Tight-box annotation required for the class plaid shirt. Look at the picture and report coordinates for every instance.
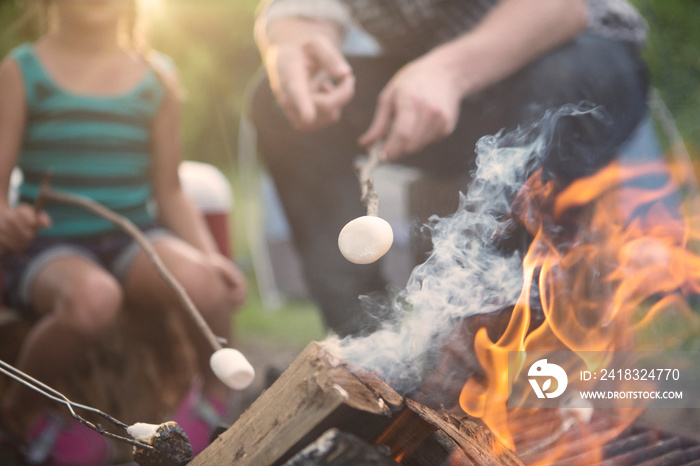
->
[258,0,647,57]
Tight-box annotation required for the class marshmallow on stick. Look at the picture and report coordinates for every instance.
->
[338,143,394,264]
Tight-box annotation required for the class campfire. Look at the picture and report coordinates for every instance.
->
[203,103,700,465]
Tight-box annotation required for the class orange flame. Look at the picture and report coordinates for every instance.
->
[458,153,700,461]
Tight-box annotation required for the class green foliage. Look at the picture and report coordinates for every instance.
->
[0,0,262,170]
[631,0,700,153]
[0,2,30,53]
[236,293,325,348]
[146,0,262,168]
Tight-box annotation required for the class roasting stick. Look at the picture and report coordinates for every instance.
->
[0,358,153,451]
[356,142,383,217]
[1,359,194,465]
[338,143,394,264]
[32,171,51,214]
[35,180,255,391]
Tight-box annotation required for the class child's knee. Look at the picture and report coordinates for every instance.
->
[177,261,232,316]
[55,274,124,338]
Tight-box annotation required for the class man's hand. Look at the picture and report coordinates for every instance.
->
[0,203,51,254]
[358,0,587,161]
[358,53,463,161]
[263,25,355,131]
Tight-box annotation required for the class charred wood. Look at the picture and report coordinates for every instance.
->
[282,428,399,466]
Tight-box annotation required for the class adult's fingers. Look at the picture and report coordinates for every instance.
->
[269,46,317,128]
[359,91,395,156]
[312,72,356,126]
[382,97,421,159]
[304,37,352,83]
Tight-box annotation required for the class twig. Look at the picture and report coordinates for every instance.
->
[32,171,52,214]
[354,142,385,217]
[0,359,154,451]
[38,183,223,353]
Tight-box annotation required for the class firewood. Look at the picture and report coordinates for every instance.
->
[403,399,521,466]
[190,342,403,466]
[191,342,522,466]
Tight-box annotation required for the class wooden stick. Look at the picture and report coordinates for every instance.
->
[37,183,223,353]
[32,171,52,214]
[354,143,385,217]
[0,359,154,451]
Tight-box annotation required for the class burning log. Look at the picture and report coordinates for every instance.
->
[191,342,522,466]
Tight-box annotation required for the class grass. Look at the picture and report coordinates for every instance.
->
[223,152,328,350]
[234,290,326,349]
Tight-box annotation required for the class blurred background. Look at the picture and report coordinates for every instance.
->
[0,0,698,355]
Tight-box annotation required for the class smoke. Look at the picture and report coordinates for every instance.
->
[325,105,601,394]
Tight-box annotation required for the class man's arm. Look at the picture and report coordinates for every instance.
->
[360,0,588,159]
[426,0,588,99]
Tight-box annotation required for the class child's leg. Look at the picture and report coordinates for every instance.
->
[121,237,238,403]
[1,256,123,438]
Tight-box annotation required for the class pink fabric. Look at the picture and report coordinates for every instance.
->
[172,386,227,457]
[25,412,111,466]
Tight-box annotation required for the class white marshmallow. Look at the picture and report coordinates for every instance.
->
[127,422,160,442]
[338,215,394,264]
[209,348,256,390]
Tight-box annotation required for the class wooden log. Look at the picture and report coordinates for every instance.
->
[191,341,523,466]
[191,341,404,466]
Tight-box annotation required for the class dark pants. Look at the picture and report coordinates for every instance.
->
[250,34,649,337]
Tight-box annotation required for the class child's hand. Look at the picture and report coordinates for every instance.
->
[207,253,247,309]
[0,203,51,254]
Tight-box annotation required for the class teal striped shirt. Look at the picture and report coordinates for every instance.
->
[12,43,166,237]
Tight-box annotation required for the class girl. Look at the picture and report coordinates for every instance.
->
[0,0,247,463]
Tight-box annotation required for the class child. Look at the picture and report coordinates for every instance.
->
[0,0,247,463]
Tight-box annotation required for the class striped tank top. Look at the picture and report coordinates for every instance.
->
[11,43,167,238]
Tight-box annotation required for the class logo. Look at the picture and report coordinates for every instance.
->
[528,359,568,399]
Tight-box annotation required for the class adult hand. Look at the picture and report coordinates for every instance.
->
[358,52,464,161]
[358,0,588,161]
[264,34,355,131]
[0,203,51,254]
[208,252,248,309]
